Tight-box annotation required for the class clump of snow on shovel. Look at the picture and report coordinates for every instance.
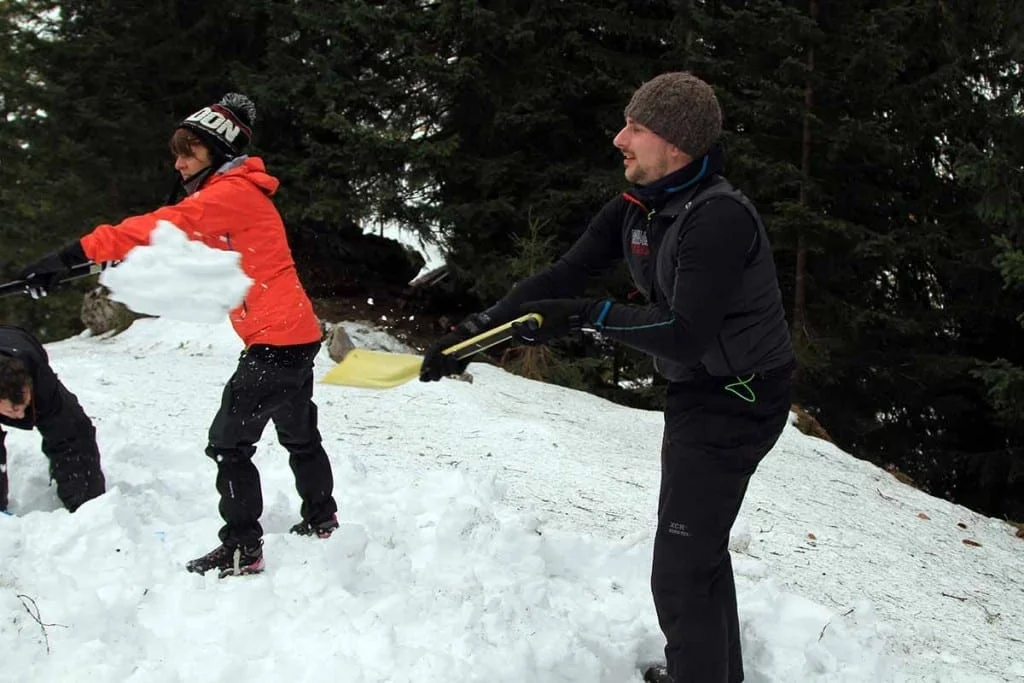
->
[99,220,253,323]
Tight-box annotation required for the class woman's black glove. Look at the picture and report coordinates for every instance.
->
[19,241,90,299]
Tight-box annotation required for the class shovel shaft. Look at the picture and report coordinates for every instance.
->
[0,262,109,299]
[444,313,543,360]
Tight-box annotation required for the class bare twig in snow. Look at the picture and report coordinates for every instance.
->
[15,594,67,654]
[980,604,1001,624]
[818,608,855,641]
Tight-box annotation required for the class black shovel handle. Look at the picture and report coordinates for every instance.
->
[0,261,115,298]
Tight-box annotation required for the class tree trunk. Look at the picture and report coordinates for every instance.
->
[792,0,818,349]
[684,0,694,57]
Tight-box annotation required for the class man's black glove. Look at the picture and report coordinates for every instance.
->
[19,241,90,299]
[419,312,495,382]
[512,299,612,345]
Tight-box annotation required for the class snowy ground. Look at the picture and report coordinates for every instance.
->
[2,318,1021,683]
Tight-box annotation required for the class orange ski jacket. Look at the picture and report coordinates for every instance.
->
[79,157,321,348]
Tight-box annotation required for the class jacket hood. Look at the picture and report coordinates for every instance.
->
[214,155,279,196]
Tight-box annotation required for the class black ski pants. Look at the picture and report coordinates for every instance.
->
[654,363,792,683]
[0,383,105,512]
[206,341,337,547]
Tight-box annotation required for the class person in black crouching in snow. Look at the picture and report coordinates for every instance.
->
[419,72,795,683]
[0,325,105,513]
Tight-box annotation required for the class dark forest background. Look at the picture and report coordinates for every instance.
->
[2,1,1022,519]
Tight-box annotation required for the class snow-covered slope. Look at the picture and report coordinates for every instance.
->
[1,319,1020,683]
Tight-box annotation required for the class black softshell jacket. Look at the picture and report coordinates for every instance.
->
[488,146,794,381]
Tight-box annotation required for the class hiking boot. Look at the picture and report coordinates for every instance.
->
[643,665,674,683]
[186,541,265,578]
[289,514,339,539]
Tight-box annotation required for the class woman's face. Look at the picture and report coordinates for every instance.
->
[173,143,213,181]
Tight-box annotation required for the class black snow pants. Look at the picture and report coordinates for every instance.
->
[206,341,337,547]
[653,362,793,683]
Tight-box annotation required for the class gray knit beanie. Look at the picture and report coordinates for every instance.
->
[623,72,722,158]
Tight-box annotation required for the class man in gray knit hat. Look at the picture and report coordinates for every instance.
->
[420,72,794,683]
[621,71,723,180]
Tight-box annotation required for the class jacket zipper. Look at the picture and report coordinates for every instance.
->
[225,233,249,316]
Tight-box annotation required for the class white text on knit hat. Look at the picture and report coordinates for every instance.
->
[184,106,245,144]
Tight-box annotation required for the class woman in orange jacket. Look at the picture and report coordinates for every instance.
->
[19,93,339,578]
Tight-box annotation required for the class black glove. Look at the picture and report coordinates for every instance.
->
[419,311,494,382]
[19,241,90,299]
[512,299,612,345]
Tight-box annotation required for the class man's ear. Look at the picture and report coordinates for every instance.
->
[670,144,693,168]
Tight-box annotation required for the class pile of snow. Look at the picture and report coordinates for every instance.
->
[2,235,1021,682]
[0,318,1019,682]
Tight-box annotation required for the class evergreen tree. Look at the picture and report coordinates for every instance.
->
[1,0,89,338]
[430,0,682,304]
[956,1,1024,510]
[691,0,1024,514]
[1,0,1021,514]
[1,0,270,337]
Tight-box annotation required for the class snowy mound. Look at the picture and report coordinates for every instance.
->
[1,318,1021,682]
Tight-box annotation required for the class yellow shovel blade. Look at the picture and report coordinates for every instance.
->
[320,313,542,389]
[321,349,424,389]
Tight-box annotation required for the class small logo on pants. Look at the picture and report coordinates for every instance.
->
[668,521,691,537]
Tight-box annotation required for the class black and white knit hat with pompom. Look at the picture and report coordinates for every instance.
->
[178,93,256,159]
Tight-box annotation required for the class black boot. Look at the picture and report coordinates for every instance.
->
[289,513,339,539]
[186,540,264,578]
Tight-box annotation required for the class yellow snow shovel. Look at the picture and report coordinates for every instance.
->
[321,313,542,389]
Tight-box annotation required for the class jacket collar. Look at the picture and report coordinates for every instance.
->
[625,143,725,213]
[181,155,250,197]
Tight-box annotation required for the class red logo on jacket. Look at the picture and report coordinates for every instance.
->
[630,229,649,256]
